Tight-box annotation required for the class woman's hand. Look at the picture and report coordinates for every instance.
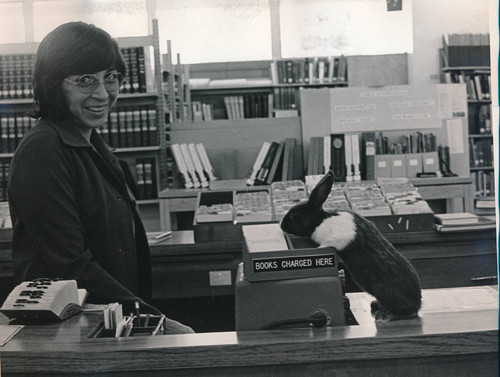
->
[164,317,195,334]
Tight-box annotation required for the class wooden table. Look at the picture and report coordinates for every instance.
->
[158,177,474,231]
[0,286,498,376]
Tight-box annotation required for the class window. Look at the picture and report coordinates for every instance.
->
[156,0,272,64]
[280,0,414,58]
[0,1,25,43]
[33,0,148,42]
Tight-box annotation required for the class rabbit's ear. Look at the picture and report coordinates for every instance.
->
[309,170,334,208]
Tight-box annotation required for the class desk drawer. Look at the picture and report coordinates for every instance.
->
[152,257,241,299]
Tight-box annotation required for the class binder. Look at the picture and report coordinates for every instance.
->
[422,151,439,173]
[256,141,280,185]
[344,133,353,181]
[196,143,217,182]
[323,135,331,175]
[374,155,391,178]
[265,140,286,185]
[351,133,361,181]
[171,144,193,188]
[188,143,209,188]
[390,154,407,178]
[179,143,201,188]
[406,154,422,178]
[330,134,346,182]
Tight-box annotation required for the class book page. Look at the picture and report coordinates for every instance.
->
[0,325,23,346]
[243,224,288,253]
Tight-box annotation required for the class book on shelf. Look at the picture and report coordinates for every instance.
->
[255,141,280,185]
[322,135,331,175]
[195,143,217,182]
[179,143,201,188]
[433,212,479,226]
[336,56,347,82]
[171,143,216,188]
[188,143,209,188]
[282,138,297,181]
[331,134,346,182]
[134,157,157,199]
[361,132,376,181]
[265,140,286,185]
[0,53,36,100]
[247,141,271,186]
[471,170,495,198]
[270,56,348,86]
[434,215,495,233]
[171,144,193,189]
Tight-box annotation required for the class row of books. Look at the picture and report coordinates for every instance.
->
[134,157,157,200]
[308,133,444,181]
[246,138,298,186]
[444,71,491,101]
[191,90,300,121]
[445,33,490,46]
[191,101,214,121]
[442,33,490,67]
[374,132,438,155]
[0,54,35,100]
[171,143,217,189]
[1,113,36,153]
[0,161,10,202]
[270,56,348,85]
[223,94,272,120]
[97,106,157,149]
[471,170,495,199]
[468,104,491,135]
[469,138,493,168]
[0,46,150,100]
[118,47,150,94]
[273,87,299,111]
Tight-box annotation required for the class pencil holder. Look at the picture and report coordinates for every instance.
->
[89,314,165,338]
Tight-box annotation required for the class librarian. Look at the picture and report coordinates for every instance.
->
[7,21,193,334]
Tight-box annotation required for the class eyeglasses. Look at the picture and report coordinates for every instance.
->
[64,72,122,94]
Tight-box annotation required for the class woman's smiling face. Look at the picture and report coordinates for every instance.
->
[61,69,119,132]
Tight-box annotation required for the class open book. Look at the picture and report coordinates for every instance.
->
[0,279,88,321]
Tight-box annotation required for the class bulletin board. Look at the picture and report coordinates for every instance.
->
[329,84,467,133]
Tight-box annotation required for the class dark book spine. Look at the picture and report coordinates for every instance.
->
[136,47,147,93]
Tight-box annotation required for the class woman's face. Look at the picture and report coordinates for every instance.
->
[61,69,120,132]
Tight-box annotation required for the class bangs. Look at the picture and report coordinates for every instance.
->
[65,30,126,76]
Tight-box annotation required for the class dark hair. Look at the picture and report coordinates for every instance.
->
[31,22,126,119]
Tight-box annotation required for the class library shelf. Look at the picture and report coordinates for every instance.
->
[439,34,493,205]
[0,19,180,210]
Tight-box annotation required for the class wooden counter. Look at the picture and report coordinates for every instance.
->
[0,286,498,376]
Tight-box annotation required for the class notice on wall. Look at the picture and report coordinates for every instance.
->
[437,84,467,119]
[446,119,464,154]
[329,85,442,133]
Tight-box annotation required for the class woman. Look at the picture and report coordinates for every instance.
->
[8,22,193,333]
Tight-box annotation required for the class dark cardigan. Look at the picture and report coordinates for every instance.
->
[8,118,157,313]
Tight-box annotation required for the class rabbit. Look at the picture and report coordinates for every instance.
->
[280,171,422,321]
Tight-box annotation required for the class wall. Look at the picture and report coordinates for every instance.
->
[409,0,491,86]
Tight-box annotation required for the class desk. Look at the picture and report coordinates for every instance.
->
[158,177,474,231]
[0,286,498,376]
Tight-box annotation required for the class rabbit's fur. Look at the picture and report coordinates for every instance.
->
[280,171,421,321]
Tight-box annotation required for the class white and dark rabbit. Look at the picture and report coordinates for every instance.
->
[280,171,422,321]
